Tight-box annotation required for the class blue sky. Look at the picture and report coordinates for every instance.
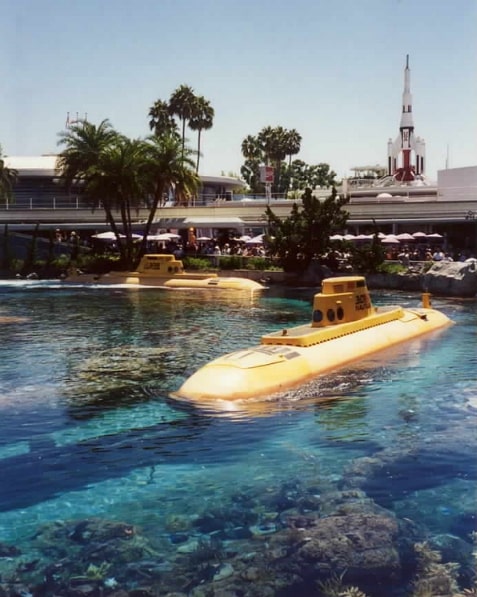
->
[1,0,476,181]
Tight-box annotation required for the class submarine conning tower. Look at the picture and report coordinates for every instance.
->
[312,276,375,327]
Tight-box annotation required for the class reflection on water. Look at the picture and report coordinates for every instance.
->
[0,282,475,596]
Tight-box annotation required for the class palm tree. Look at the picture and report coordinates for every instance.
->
[136,134,200,259]
[83,136,151,266]
[148,99,178,139]
[284,129,302,167]
[258,126,288,193]
[0,146,18,205]
[257,126,276,165]
[57,119,118,192]
[188,96,214,173]
[58,122,150,266]
[282,129,302,195]
[241,135,262,161]
[168,84,197,159]
[57,120,200,269]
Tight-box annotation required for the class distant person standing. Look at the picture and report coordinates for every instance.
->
[213,245,222,267]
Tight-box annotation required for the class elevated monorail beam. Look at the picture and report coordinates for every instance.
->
[0,200,476,228]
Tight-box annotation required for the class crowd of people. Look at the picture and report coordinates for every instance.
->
[52,227,475,271]
[385,245,472,266]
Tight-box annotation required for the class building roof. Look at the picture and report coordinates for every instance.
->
[4,155,58,176]
[3,155,246,188]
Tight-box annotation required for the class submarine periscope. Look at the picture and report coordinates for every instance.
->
[172,276,453,405]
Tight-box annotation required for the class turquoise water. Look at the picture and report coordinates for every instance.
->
[0,281,475,596]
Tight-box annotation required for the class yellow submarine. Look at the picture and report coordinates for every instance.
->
[172,275,452,404]
[66,254,264,291]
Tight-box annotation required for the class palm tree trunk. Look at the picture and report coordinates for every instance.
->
[196,130,202,173]
[181,119,186,160]
[133,186,164,269]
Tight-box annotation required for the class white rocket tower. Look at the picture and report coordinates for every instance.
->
[387,55,426,182]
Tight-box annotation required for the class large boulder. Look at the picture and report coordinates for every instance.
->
[423,259,477,297]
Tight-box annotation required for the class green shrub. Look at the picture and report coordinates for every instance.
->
[215,255,243,270]
[377,262,407,274]
[183,256,215,271]
[245,256,273,271]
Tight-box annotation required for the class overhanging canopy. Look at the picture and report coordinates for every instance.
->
[184,216,244,228]
[152,217,244,230]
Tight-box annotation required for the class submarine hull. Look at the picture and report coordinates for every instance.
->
[173,307,452,403]
[66,274,263,290]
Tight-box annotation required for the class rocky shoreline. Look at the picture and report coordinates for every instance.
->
[367,259,477,298]
[233,260,477,298]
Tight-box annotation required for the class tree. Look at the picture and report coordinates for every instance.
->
[241,135,262,161]
[148,99,178,139]
[169,84,197,159]
[283,129,302,167]
[57,121,200,270]
[81,135,152,267]
[188,95,214,173]
[241,126,302,194]
[0,145,18,205]
[288,160,337,191]
[56,119,118,191]
[58,122,150,266]
[265,186,349,272]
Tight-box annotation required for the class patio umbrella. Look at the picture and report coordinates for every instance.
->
[412,231,427,239]
[329,234,344,241]
[147,233,181,241]
[396,233,415,242]
[381,234,400,245]
[237,235,252,242]
[91,231,125,240]
[246,234,265,245]
[196,236,212,242]
[427,233,443,239]
[92,231,142,241]
[343,234,356,241]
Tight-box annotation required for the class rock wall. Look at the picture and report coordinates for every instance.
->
[292,260,477,298]
[367,260,477,298]
[423,259,477,298]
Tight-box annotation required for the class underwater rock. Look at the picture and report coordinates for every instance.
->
[0,542,21,557]
[212,562,234,581]
[341,437,477,508]
[29,517,162,596]
[63,346,179,406]
[276,511,402,584]
[176,539,200,554]
[68,518,135,544]
[428,533,474,566]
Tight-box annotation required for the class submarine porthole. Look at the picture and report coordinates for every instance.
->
[337,306,344,320]
[327,309,335,322]
[313,310,323,323]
